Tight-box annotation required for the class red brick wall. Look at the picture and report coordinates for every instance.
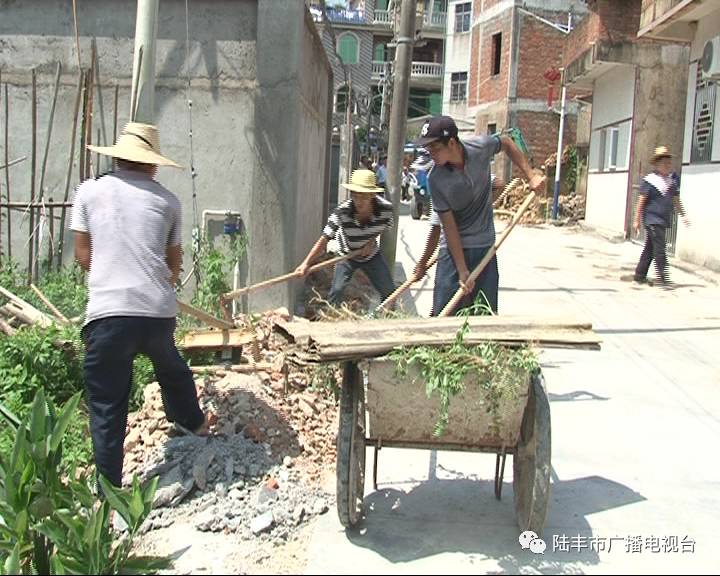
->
[477,12,512,104]
[469,24,481,107]
[514,111,578,172]
[563,0,642,67]
[516,14,567,101]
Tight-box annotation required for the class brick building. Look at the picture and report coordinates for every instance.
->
[443,0,586,182]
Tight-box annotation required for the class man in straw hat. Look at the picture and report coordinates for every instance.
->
[411,116,544,315]
[295,169,396,307]
[71,122,208,490]
[633,145,689,288]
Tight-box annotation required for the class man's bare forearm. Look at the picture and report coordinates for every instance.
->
[439,212,467,275]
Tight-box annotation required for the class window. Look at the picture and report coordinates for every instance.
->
[335,85,355,113]
[454,2,471,33]
[337,33,359,65]
[691,65,716,163]
[374,43,385,62]
[450,72,467,102]
[491,33,502,76]
[487,123,497,136]
[607,127,619,170]
[589,120,631,172]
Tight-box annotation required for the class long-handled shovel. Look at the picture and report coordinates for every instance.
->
[375,251,439,313]
[439,190,536,317]
[221,249,363,305]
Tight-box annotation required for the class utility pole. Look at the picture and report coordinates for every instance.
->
[130,0,160,123]
[380,0,415,266]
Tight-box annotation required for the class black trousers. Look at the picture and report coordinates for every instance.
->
[634,224,669,284]
[82,316,204,487]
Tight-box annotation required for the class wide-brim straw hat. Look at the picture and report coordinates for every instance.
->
[652,146,672,163]
[87,122,181,168]
[341,169,384,193]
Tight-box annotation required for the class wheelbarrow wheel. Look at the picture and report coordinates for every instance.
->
[336,361,366,528]
[513,373,551,534]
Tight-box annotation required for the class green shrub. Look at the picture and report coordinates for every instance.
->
[0,391,168,575]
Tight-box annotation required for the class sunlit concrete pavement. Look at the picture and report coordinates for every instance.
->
[304,212,720,575]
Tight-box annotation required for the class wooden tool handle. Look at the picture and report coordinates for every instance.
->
[439,190,536,317]
[376,251,439,312]
[222,249,362,301]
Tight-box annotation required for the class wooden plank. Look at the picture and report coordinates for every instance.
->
[179,328,255,350]
[189,363,274,375]
[275,315,594,342]
[275,315,600,363]
[176,299,235,330]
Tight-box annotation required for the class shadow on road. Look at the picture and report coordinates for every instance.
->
[344,474,645,573]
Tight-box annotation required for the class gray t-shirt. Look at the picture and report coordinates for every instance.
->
[428,135,501,248]
[70,169,181,325]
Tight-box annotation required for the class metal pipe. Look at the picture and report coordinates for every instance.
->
[551,84,567,220]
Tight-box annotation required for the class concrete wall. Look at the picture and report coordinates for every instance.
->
[0,0,257,268]
[585,171,629,234]
[442,0,473,123]
[251,0,331,311]
[675,7,720,271]
[0,0,331,311]
[675,165,720,270]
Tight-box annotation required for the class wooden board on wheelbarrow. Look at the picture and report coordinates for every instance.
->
[276,315,600,365]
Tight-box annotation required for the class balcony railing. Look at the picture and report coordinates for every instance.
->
[373,9,392,26]
[372,9,447,30]
[424,11,447,29]
[411,61,443,78]
[325,7,366,24]
[371,61,442,81]
[371,61,391,78]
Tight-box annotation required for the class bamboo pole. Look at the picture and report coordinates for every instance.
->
[439,190,536,318]
[176,299,235,330]
[375,251,438,313]
[85,40,96,179]
[3,83,10,261]
[28,69,37,284]
[0,157,27,171]
[57,72,84,271]
[34,62,63,281]
[222,250,362,302]
[1,201,73,209]
[46,200,54,273]
[0,68,3,260]
[112,83,119,146]
[78,72,89,181]
[30,283,69,324]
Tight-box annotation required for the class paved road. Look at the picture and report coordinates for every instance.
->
[305,211,720,574]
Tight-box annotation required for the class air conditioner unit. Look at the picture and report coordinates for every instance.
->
[701,36,720,80]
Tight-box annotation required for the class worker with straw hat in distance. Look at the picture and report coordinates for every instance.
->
[296,169,396,308]
[71,122,208,492]
[633,145,690,289]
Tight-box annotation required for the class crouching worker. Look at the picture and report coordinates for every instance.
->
[296,169,396,308]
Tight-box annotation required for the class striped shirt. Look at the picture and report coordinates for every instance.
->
[322,196,394,262]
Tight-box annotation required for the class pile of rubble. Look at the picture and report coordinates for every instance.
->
[494,172,585,224]
[122,308,341,543]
